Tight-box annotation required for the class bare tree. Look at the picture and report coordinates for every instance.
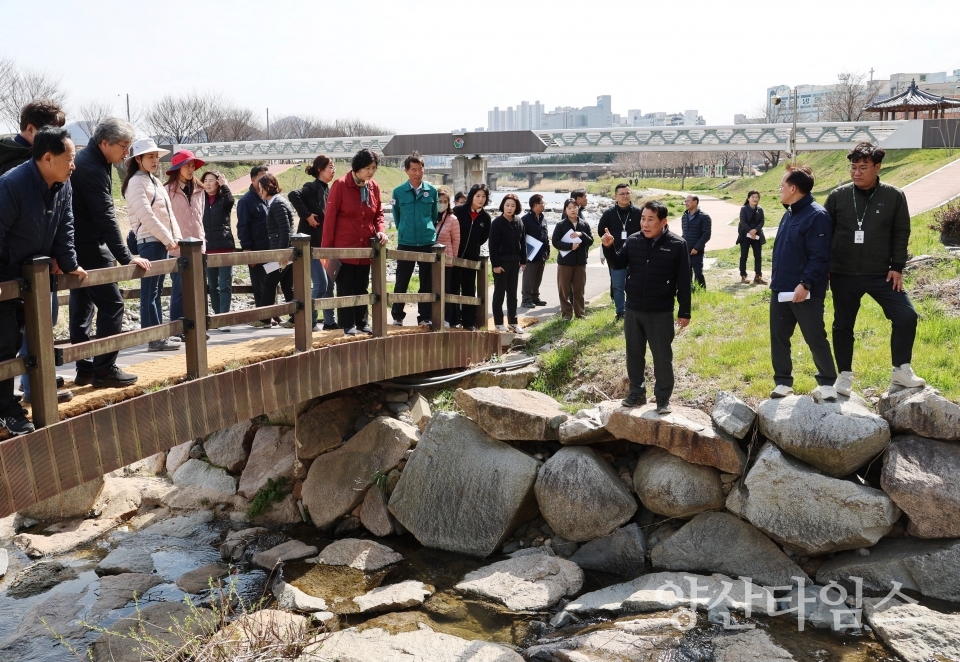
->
[270,115,319,139]
[76,99,116,139]
[613,152,644,177]
[205,105,262,142]
[0,58,67,132]
[730,151,754,177]
[145,91,224,143]
[822,72,884,122]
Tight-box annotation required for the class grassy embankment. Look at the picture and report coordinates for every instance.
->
[527,201,960,407]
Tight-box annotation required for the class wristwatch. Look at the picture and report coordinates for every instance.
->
[799,282,811,291]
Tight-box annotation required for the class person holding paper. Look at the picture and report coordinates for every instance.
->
[489,194,526,332]
[597,183,641,322]
[257,173,296,327]
[435,189,460,328]
[768,166,837,401]
[552,198,594,321]
[520,194,549,308]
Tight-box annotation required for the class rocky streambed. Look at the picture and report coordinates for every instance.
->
[1,355,959,661]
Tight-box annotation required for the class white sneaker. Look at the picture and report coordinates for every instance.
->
[510,324,524,334]
[495,324,508,332]
[443,321,451,329]
[770,385,794,398]
[891,363,926,389]
[834,371,854,396]
[813,385,838,402]
[390,319,403,327]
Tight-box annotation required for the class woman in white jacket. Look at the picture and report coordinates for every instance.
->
[121,139,183,352]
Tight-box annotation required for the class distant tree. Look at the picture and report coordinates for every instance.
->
[205,105,262,142]
[613,152,644,177]
[145,91,224,143]
[730,151,754,177]
[76,99,115,139]
[822,72,884,122]
[0,57,67,132]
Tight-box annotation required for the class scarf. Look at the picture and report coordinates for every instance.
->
[353,173,370,207]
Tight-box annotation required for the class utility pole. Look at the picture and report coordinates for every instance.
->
[869,67,875,82]
[266,108,270,139]
[126,93,130,122]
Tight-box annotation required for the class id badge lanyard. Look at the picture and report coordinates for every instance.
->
[851,188,876,244]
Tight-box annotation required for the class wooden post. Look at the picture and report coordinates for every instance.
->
[179,239,207,379]
[431,244,445,332]
[370,237,388,337]
[291,233,312,352]
[475,256,489,331]
[21,258,57,428]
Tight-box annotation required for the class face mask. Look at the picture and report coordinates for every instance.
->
[438,201,448,212]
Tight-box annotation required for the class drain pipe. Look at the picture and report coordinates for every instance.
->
[375,356,536,389]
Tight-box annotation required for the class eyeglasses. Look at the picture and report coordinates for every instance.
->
[116,142,132,152]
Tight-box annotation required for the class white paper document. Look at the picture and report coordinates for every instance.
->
[263,261,281,274]
[525,235,543,261]
[778,291,811,302]
[559,228,581,258]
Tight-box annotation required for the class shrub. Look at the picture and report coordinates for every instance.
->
[246,477,290,519]
[930,200,960,245]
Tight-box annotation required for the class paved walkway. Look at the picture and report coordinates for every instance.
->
[646,189,744,250]
[227,164,296,194]
[902,157,960,215]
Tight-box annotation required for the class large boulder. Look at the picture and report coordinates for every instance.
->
[757,395,890,477]
[96,548,155,576]
[176,562,230,594]
[238,425,296,498]
[650,512,809,586]
[881,435,960,538]
[457,364,540,390]
[711,391,756,440]
[605,404,746,474]
[569,523,647,576]
[19,478,103,521]
[296,396,359,460]
[203,420,253,473]
[165,440,193,475]
[300,624,524,661]
[172,459,236,495]
[535,446,637,543]
[455,554,583,611]
[863,598,960,662]
[316,539,403,572]
[816,537,960,603]
[302,417,415,530]
[388,412,540,557]
[632,447,725,518]
[726,443,900,555]
[878,385,960,441]
[454,386,567,441]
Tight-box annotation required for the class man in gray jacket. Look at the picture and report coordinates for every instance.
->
[825,142,924,396]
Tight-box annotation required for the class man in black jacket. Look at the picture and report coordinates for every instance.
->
[69,118,149,388]
[681,195,711,290]
[520,194,549,308]
[237,165,272,327]
[598,183,641,322]
[602,200,691,414]
[0,100,65,176]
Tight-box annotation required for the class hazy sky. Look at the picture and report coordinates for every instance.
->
[2,0,956,135]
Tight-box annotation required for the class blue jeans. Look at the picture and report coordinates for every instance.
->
[206,265,233,314]
[311,258,335,326]
[139,241,168,328]
[19,293,59,397]
[170,270,183,321]
[609,266,627,315]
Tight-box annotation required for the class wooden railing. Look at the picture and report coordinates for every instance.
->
[0,235,489,430]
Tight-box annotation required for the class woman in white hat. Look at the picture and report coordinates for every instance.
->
[121,138,183,352]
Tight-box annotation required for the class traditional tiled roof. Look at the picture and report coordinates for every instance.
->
[866,79,960,111]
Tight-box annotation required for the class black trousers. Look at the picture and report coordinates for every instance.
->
[250,263,267,307]
[690,252,706,289]
[739,241,762,277]
[492,260,520,325]
[444,267,457,325]
[0,301,25,417]
[69,282,125,374]
[450,265,479,329]
[521,260,545,303]
[391,243,434,323]
[262,264,294,318]
[624,308,676,404]
[831,274,918,372]
[336,262,371,330]
[769,296,837,387]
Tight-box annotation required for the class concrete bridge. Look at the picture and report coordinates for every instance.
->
[426,162,617,190]
[0,237,501,518]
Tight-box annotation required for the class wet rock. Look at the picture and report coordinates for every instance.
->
[409,394,431,431]
[333,516,362,536]
[176,562,230,594]
[303,417,415,530]
[816,537,960,603]
[457,364,539,390]
[535,446,637,543]
[454,386,568,441]
[300,624,524,661]
[0,591,86,653]
[7,560,78,599]
[205,609,309,659]
[316,539,403,571]
[605,404,747,474]
[19,478,103,521]
[863,598,960,662]
[90,573,163,618]
[455,554,583,611]
[726,443,899,555]
[878,385,960,441]
[422,592,468,620]
[203,419,253,472]
[220,527,268,562]
[14,517,116,557]
[165,439,193,474]
[252,539,318,569]
[273,578,329,613]
[711,391,756,440]
[712,630,796,661]
[354,580,433,613]
[569,523,647,576]
[650,512,809,586]
[360,487,393,537]
[633,447,724,518]
[758,395,890,476]
[881,435,960,538]
[558,405,615,445]
[140,510,214,538]
[526,617,681,660]
[388,412,540,557]
[96,548,155,576]
[253,493,302,526]
[238,425,296,499]
[0,548,7,578]
[173,458,237,495]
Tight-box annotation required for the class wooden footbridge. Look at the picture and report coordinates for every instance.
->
[0,236,500,517]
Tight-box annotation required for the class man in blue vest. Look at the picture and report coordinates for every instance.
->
[390,152,438,327]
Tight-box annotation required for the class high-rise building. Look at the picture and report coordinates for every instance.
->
[484,96,704,131]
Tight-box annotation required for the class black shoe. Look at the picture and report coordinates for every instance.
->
[534,299,548,306]
[92,366,138,389]
[621,392,647,408]
[520,301,534,308]
[1,412,34,436]
[56,376,64,388]
[614,312,624,323]
[323,323,341,331]
[73,371,94,387]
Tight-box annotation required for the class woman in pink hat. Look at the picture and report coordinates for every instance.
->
[165,150,206,335]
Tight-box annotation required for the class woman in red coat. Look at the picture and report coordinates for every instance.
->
[321,149,388,335]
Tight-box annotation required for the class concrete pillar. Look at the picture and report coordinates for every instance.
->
[487,173,499,191]
[526,172,543,188]
[452,155,488,195]
[573,172,588,181]
[441,174,451,185]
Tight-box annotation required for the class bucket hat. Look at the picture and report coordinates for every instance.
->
[125,138,170,164]
[166,149,205,174]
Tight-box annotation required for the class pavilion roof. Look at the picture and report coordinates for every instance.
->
[866,79,960,111]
